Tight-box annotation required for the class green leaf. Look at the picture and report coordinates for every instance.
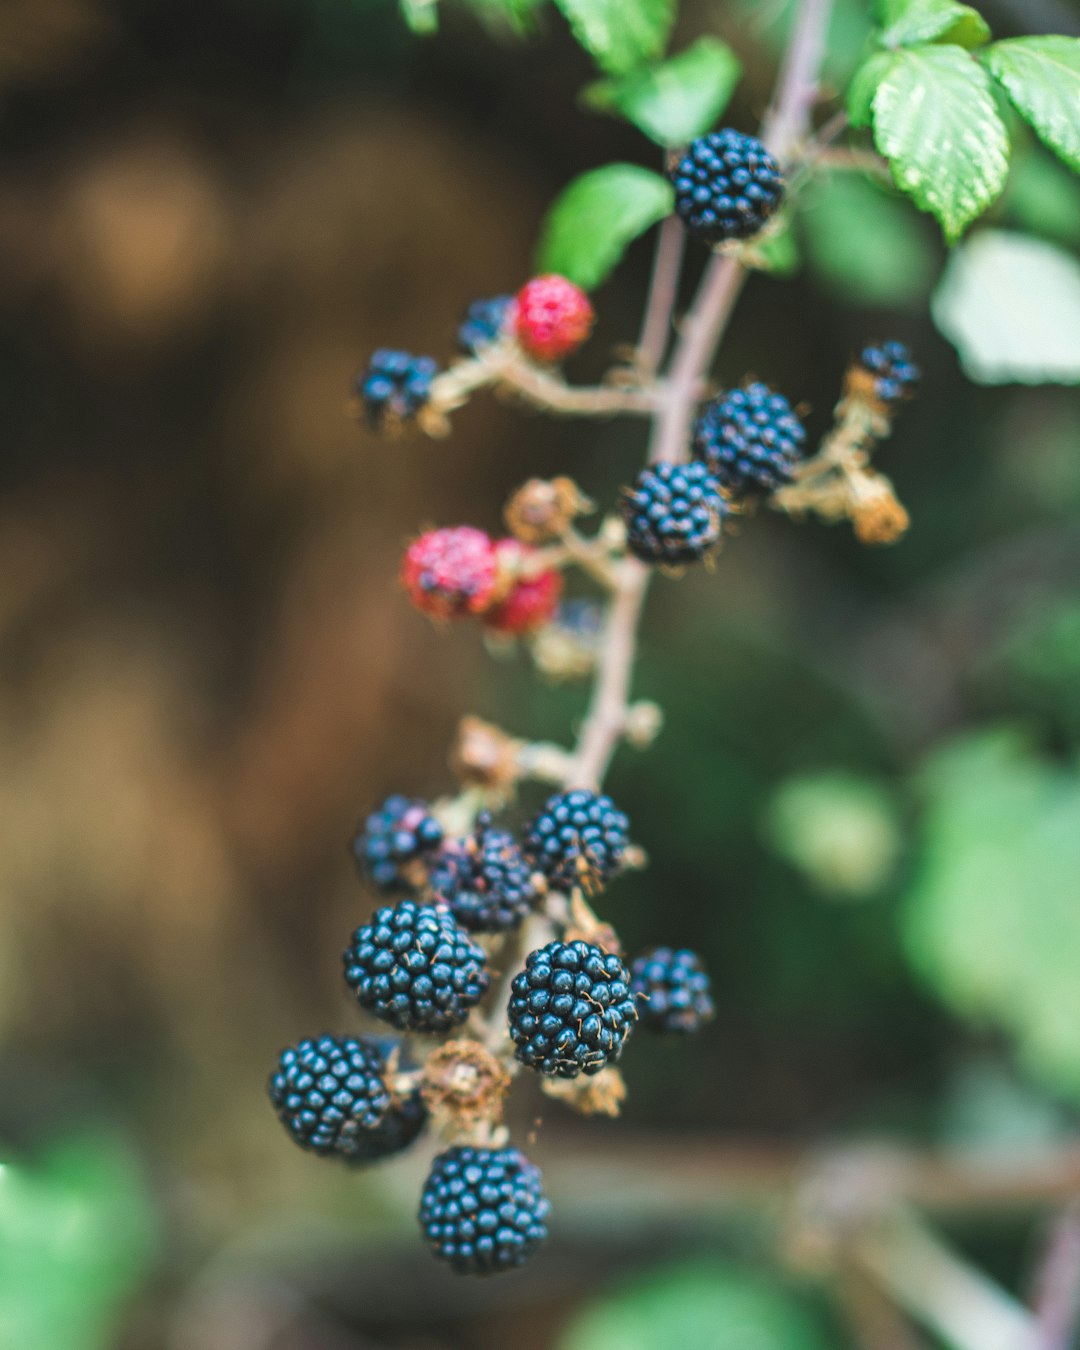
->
[801,172,937,306]
[870,44,1009,241]
[1003,146,1080,248]
[874,0,991,51]
[932,229,1080,384]
[552,0,673,75]
[983,37,1080,175]
[846,50,897,127]
[583,38,741,147]
[904,730,1080,1101]
[536,164,673,289]
[559,1261,833,1350]
[400,0,439,33]
[460,0,548,32]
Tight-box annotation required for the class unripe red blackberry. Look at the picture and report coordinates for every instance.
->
[343,900,491,1032]
[668,130,785,244]
[268,1034,426,1162]
[513,275,595,363]
[401,526,499,620]
[523,788,630,892]
[508,939,637,1077]
[484,541,563,635]
[630,948,715,1034]
[622,461,726,565]
[419,1145,550,1275]
[692,381,807,498]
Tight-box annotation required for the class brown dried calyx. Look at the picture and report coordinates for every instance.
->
[542,1067,627,1118]
[504,477,593,545]
[450,715,524,798]
[421,1039,511,1136]
[851,471,910,546]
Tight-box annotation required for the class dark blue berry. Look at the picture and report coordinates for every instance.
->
[622,461,726,565]
[458,296,514,355]
[343,900,490,1032]
[857,340,920,409]
[523,789,629,892]
[352,795,444,893]
[630,948,715,1035]
[357,349,439,430]
[669,130,785,244]
[268,1034,426,1162]
[692,381,807,498]
[428,819,542,933]
[419,1145,550,1276]
[508,939,638,1078]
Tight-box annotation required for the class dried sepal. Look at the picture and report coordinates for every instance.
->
[504,477,594,546]
[541,1067,627,1118]
[421,1039,512,1138]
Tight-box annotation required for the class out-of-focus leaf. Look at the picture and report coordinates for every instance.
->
[932,229,1080,384]
[800,171,937,306]
[756,218,800,276]
[765,771,903,900]
[559,1262,833,1350]
[732,0,872,88]
[874,0,991,51]
[983,37,1080,175]
[846,50,896,127]
[400,0,438,32]
[904,729,1080,1101]
[551,0,673,75]
[583,38,740,146]
[536,164,673,289]
[0,1131,157,1350]
[1002,148,1080,248]
[869,45,1009,241]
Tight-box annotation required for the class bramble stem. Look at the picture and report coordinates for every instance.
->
[563,0,834,794]
[636,215,686,376]
[1033,1202,1080,1350]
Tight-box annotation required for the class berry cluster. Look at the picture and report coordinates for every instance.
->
[852,340,921,411]
[358,350,439,431]
[631,948,716,1035]
[693,381,808,498]
[669,129,785,244]
[622,461,726,565]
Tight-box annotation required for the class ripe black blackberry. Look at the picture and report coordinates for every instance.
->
[419,1145,550,1276]
[343,900,490,1032]
[357,349,439,430]
[458,296,514,355]
[855,340,921,409]
[693,381,807,497]
[622,461,725,565]
[268,1034,426,1162]
[508,939,637,1077]
[523,789,629,892]
[668,129,784,244]
[428,819,542,933]
[352,795,444,893]
[630,948,715,1035]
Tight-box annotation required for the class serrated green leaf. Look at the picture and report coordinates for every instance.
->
[932,229,1080,383]
[874,0,991,50]
[846,50,898,128]
[552,0,673,75]
[870,44,1009,241]
[583,38,741,146]
[536,164,673,289]
[801,172,937,307]
[983,37,1080,175]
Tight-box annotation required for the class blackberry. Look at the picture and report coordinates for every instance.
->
[622,461,725,565]
[631,948,715,1035]
[692,382,807,498]
[429,820,542,933]
[458,296,514,355]
[523,789,629,892]
[352,795,444,893]
[357,349,438,430]
[856,340,920,409]
[508,939,637,1078]
[268,1034,426,1162]
[343,900,490,1032]
[419,1145,550,1276]
[669,129,785,245]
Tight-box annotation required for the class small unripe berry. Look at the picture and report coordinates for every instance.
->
[513,275,595,363]
[401,527,498,620]
[484,541,563,635]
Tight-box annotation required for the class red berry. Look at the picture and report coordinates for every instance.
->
[402,527,498,620]
[484,541,563,635]
[513,275,595,363]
